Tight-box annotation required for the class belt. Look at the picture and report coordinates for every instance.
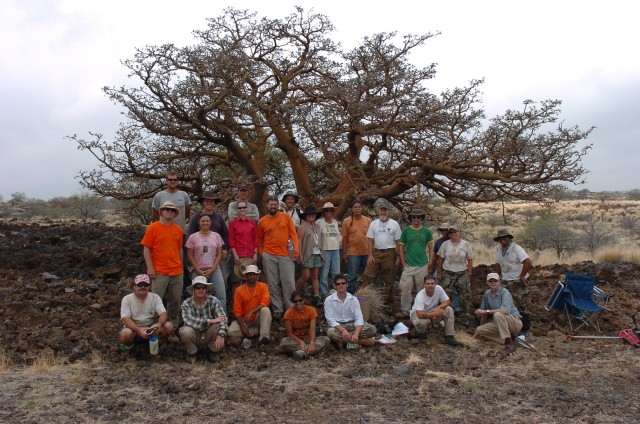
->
[443,270,467,275]
[374,248,396,252]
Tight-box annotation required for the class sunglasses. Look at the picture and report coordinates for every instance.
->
[448,230,458,234]
[335,282,347,286]
[135,283,150,288]
[238,206,247,209]
[293,299,304,303]
[163,208,177,213]
[410,216,423,219]
[488,279,499,282]
[166,178,178,182]
[194,286,208,290]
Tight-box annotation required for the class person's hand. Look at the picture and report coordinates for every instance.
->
[341,329,351,342]
[367,255,375,266]
[214,335,225,351]
[350,333,360,343]
[307,342,316,355]
[138,327,152,339]
[147,267,156,280]
[240,325,250,337]
[222,250,229,260]
[210,316,227,324]
[475,308,488,317]
[431,309,444,318]
[298,340,307,350]
[519,276,527,287]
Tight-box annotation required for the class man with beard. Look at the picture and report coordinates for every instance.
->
[151,171,192,230]
[257,195,299,319]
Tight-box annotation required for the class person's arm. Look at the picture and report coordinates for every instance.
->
[426,240,435,274]
[520,258,532,285]
[467,258,473,276]
[494,263,502,275]
[256,220,264,257]
[216,215,229,259]
[121,316,150,338]
[187,248,203,276]
[341,220,349,261]
[366,237,375,266]
[296,223,306,262]
[152,209,160,222]
[288,214,300,258]
[211,245,223,276]
[143,246,156,279]
[395,239,401,266]
[436,256,443,280]
[398,241,407,267]
[184,198,192,222]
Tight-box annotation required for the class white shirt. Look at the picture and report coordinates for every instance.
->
[120,292,166,327]
[495,242,529,281]
[316,218,341,250]
[366,218,401,249]
[324,292,364,327]
[437,239,473,272]
[411,285,449,313]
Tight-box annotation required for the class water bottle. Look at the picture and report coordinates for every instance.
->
[149,336,159,355]
[118,343,129,352]
[288,240,294,260]
[316,323,322,336]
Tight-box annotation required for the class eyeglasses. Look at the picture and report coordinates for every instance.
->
[293,299,304,303]
[488,279,499,282]
[335,282,347,286]
[163,208,177,213]
[238,206,247,209]
[167,178,178,182]
[135,283,150,288]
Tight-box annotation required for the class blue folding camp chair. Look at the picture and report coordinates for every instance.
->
[545,274,613,333]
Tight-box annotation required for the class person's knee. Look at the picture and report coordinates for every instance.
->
[120,328,134,344]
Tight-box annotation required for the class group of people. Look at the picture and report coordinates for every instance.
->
[119,172,533,361]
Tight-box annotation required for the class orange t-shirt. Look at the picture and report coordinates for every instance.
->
[257,212,299,257]
[341,215,372,255]
[283,305,318,338]
[140,221,184,275]
[233,282,270,323]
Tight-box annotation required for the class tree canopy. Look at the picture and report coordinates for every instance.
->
[70,7,592,218]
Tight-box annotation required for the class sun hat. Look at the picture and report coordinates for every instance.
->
[493,229,515,242]
[234,258,254,280]
[159,201,180,215]
[186,276,213,295]
[281,191,299,203]
[436,222,450,231]
[322,202,336,211]
[300,205,322,219]
[243,265,261,275]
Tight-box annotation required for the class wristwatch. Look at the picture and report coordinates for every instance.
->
[218,333,226,338]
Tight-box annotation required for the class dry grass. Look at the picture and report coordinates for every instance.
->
[454,330,480,349]
[354,285,385,322]
[27,349,65,373]
[404,353,423,365]
[0,349,10,373]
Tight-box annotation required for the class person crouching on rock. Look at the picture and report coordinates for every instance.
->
[120,274,174,350]
[179,276,228,364]
[324,274,377,349]
[410,275,459,346]
[227,265,272,346]
[280,290,330,360]
[473,273,522,355]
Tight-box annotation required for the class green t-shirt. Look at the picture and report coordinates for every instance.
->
[400,226,434,267]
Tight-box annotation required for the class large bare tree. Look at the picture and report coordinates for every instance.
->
[70,7,592,218]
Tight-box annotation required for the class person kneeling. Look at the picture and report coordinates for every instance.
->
[410,275,458,346]
[179,276,228,364]
[324,274,376,348]
[280,290,330,360]
[473,273,522,355]
[120,274,175,355]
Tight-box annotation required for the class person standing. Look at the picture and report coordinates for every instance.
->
[295,205,323,305]
[493,228,532,337]
[316,202,341,300]
[341,200,372,294]
[227,265,272,346]
[257,195,299,319]
[141,201,184,342]
[397,209,434,318]
[185,214,227,313]
[474,273,522,355]
[187,191,229,268]
[151,171,192,230]
[427,223,450,274]
[228,200,258,285]
[436,226,474,327]
[179,276,228,363]
[228,183,260,222]
[362,200,402,307]
[281,191,303,229]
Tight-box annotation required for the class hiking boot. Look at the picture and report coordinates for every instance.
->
[185,352,196,364]
[394,311,410,320]
[292,350,307,360]
[207,350,219,363]
[503,343,516,356]
[259,336,271,345]
[314,295,323,306]
[167,333,180,344]
[445,335,459,346]
[417,332,428,340]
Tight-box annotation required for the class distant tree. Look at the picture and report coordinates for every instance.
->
[579,217,613,256]
[70,7,593,218]
[520,214,579,259]
[547,184,572,203]
[10,192,26,203]
[69,193,105,220]
[627,189,640,201]
[621,216,638,231]
[593,191,612,203]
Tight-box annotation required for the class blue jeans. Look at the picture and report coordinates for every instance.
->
[346,255,368,294]
[320,249,340,298]
[191,267,227,314]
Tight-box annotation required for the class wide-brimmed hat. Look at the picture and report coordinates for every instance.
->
[448,225,459,233]
[243,265,261,275]
[159,201,180,215]
[493,229,515,242]
[234,258,254,280]
[281,191,299,203]
[375,198,392,210]
[408,208,426,218]
[436,222,451,231]
[186,276,213,295]
[322,202,335,211]
[300,205,322,219]
[199,191,219,203]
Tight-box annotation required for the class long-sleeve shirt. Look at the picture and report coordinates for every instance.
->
[324,292,364,328]
[180,295,228,334]
[228,201,260,222]
[257,212,299,257]
[187,211,229,249]
[228,216,258,258]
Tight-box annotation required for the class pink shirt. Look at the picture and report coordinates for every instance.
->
[185,231,224,269]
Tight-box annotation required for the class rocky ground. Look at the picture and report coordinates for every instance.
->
[1,220,639,423]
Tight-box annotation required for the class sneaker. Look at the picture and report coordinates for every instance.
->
[445,336,459,346]
[292,350,307,360]
[185,352,196,364]
[167,333,180,344]
[207,350,219,363]
[259,336,271,345]
[241,338,252,350]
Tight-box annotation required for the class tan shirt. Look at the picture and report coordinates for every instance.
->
[341,215,372,255]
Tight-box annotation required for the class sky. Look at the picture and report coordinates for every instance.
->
[1,0,639,200]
